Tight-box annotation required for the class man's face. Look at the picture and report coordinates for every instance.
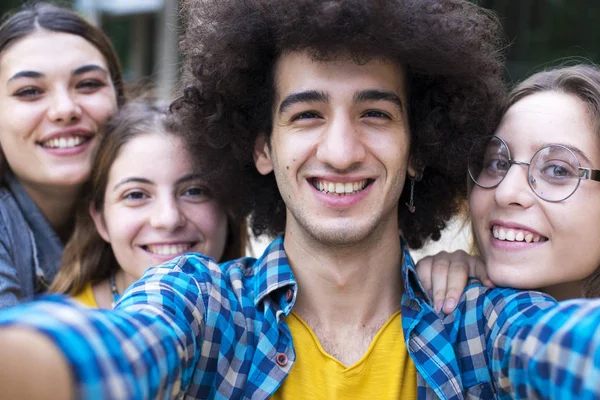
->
[255,51,413,247]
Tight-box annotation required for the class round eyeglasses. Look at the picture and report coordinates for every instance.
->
[468,135,600,202]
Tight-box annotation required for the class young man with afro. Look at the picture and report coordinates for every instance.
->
[1,1,600,399]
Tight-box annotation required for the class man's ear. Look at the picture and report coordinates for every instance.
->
[407,157,423,180]
[89,203,110,243]
[254,133,274,175]
[407,157,417,178]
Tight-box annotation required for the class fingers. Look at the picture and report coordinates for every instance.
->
[441,261,468,314]
[415,256,434,294]
[430,256,451,313]
[416,250,493,314]
[468,256,495,288]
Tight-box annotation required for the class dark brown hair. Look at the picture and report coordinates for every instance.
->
[505,64,600,298]
[0,2,125,175]
[50,100,247,295]
[173,0,507,248]
[0,2,125,104]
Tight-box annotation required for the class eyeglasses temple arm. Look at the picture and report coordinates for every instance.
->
[580,167,600,182]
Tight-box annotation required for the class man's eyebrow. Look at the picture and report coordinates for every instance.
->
[72,64,108,76]
[113,177,152,191]
[354,89,403,111]
[8,70,43,82]
[278,90,330,114]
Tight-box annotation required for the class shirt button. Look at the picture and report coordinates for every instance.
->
[276,353,288,366]
[285,289,293,302]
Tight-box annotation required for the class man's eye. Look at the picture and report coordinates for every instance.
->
[291,111,320,121]
[362,110,391,119]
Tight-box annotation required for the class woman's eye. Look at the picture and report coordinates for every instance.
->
[77,79,105,91]
[123,191,148,201]
[183,187,210,199]
[14,87,43,98]
[484,156,509,172]
[541,162,577,180]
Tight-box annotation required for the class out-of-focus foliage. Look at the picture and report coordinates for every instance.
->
[0,1,598,86]
[478,0,600,83]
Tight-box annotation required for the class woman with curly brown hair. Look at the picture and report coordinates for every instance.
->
[3,1,600,399]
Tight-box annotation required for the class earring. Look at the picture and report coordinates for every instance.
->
[405,178,416,213]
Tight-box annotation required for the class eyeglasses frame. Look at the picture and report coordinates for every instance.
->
[468,135,600,203]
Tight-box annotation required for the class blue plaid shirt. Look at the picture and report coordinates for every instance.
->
[1,235,600,399]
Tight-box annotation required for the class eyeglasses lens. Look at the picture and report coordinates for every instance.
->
[468,136,582,202]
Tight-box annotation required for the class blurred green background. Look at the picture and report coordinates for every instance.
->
[1,0,598,91]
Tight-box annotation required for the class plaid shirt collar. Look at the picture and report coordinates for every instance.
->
[251,233,422,314]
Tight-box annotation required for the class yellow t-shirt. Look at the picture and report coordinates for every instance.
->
[71,282,99,308]
[272,311,417,399]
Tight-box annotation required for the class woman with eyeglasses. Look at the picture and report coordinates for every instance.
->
[417,64,600,311]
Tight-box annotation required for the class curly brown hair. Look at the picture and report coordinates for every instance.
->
[173,0,507,248]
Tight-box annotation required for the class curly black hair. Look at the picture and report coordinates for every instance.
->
[173,0,507,248]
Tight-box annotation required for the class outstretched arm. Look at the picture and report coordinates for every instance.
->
[496,298,600,398]
[0,256,209,399]
[0,327,73,400]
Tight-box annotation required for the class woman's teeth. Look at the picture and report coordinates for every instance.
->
[146,244,193,255]
[40,136,88,149]
[492,226,546,243]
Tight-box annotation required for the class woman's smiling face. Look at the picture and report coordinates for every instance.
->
[0,31,117,189]
[469,91,600,294]
[91,132,229,280]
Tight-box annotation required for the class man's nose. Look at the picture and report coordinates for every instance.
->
[316,114,366,170]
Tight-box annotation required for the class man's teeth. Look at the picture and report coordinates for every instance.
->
[41,136,87,149]
[492,226,543,243]
[315,179,367,195]
[146,244,192,255]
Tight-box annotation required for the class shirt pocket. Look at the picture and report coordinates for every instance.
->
[465,382,495,399]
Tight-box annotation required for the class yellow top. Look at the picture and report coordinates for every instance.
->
[272,311,417,399]
[71,282,99,308]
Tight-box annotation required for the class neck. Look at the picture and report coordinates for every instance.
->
[94,268,140,309]
[19,180,80,242]
[284,218,403,331]
[541,281,583,301]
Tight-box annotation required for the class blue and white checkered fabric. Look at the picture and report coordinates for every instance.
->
[1,235,599,399]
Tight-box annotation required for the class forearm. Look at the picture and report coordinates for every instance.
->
[498,299,600,398]
[0,285,202,399]
[0,327,73,400]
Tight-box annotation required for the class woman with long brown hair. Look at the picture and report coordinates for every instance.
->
[0,3,124,308]
[50,99,246,308]
[419,64,600,311]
